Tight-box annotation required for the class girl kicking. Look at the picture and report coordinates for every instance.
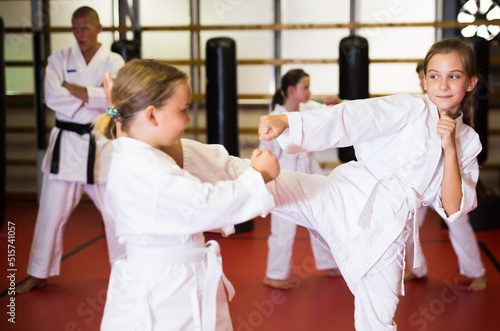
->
[258,37,481,330]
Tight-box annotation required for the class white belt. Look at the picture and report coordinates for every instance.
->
[202,240,235,331]
[125,240,235,331]
[126,239,205,264]
[360,175,422,269]
[404,186,421,269]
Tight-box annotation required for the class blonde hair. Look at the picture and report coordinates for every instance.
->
[94,59,188,139]
[423,37,478,127]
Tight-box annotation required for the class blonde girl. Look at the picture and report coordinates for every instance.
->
[96,59,279,331]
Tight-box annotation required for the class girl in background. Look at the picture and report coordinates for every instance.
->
[260,69,340,290]
[96,59,279,330]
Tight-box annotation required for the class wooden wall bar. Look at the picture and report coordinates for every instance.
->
[6,19,500,33]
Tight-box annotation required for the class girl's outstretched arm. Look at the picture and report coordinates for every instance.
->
[439,111,462,216]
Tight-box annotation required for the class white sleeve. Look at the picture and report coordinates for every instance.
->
[259,138,282,160]
[279,94,421,154]
[151,167,275,235]
[183,139,251,182]
[44,51,83,117]
[86,55,124,111]
[433,132,482,222]
[180,140,257,236]
[86,86,107,110]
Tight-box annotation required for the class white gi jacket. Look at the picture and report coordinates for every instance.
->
[269,94,481,284]
[101,137,275,331]
[42,44,124,183]
[259,101,325,175]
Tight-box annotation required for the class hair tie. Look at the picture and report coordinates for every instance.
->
[280,88,286,98]
[106,106,121,119]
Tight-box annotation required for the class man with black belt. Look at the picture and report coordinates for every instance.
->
[16,6,125,294]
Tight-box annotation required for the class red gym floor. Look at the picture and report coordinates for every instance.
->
[0,198,499,331]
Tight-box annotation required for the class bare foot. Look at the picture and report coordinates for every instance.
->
[263,277,295,290]
[15,277,47,294]
[404,271,426,282]
[327,268,341,277]
[468,276,487,291]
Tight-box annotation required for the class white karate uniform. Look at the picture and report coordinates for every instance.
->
[406,206,485,278]
[27,44,125,279]
[259,101,337,280]
[101,138,275,331]
[266,94,481,330]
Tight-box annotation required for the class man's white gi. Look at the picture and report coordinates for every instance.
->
[266,94,481,330]
[259,101,337,280]
[27,44,125,279]
[101,138,275,331]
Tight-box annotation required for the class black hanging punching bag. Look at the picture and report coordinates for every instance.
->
[466,36,499,230]
[338,35,369,162]
[206,37,253,232]
[111,39,141,62]
[466,36,489,164]
[205,37,239,156]
[0,17,5,227]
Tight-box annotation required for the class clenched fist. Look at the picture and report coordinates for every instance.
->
[250,149,280,183]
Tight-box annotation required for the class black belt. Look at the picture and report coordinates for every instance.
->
[50,119,96,184]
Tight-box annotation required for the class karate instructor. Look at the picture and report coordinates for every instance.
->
[16,6,125,294]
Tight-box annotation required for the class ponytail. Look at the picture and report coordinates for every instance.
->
[271,87,286,110]
[93,112,117,140]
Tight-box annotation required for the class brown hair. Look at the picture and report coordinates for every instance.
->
[72,6,100,25]
[271,69,309,110]
[94,59,188,139]
[423,37,477,127]
[416,60,424,74]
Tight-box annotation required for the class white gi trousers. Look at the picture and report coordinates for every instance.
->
[406,207,485,278]
[266,215,337,279]
[347,222,411,331]
[267,169,416,331]
[27,173,124,278]
[101,240,234,331]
